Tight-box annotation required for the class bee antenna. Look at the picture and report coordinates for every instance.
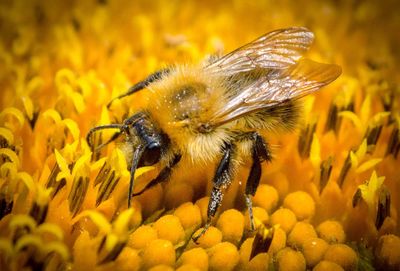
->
[93,132,122,153]
[86,124,124,149]
[128,143,146,208]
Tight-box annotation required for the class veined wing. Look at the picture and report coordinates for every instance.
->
[205,27,314,76]
[207,59,342,127]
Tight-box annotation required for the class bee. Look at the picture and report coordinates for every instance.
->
[87,27,341,241]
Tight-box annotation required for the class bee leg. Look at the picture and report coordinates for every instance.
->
[107,68,170,108]
[131,154,181,197]
[192,143,235,243]
[245,133,272,231]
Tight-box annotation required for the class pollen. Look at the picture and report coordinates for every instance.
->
[316,220,346,244]
[1,0,399,270]
[287,221,318,248]
[283,191,316,221]
[313,260,345,271]
[153,214,185,245]
[252,184,279,213]
[270,208,298,233]
[302,237,329,267]
[142,239,176,269]
[128,225,158,249]
[216,209,244,245]
[207,242,240,271]
[323,244,358,270]
[275,247,306,271]
[176,247,209,270]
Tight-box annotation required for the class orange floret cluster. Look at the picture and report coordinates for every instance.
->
[1,0,400,270]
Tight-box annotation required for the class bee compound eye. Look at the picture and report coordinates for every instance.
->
[140,143,161,166]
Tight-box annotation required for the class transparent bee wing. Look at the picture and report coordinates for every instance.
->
[208,59,342,126]
[205,27,314,76]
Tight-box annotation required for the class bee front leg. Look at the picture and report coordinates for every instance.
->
[245,133,272,231]
[131,154,181,197]
[107,68,170,108]
[192,143,235,243]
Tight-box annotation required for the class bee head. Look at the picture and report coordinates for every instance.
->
[86,111,169,208]
[123,113,167,167]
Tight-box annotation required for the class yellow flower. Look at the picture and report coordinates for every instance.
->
[1,0,399,270]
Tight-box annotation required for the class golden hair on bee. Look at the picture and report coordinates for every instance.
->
[87,27,341,242]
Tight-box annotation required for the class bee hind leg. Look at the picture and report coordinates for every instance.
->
[192,142,235,243]
[245,133,272,231]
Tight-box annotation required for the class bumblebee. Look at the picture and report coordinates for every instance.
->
[87,27,341,241]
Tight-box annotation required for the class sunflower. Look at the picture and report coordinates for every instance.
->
[1,0,399,270]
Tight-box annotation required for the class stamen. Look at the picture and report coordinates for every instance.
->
[386,126,400,158]
[319,156,333,193]
[94,162,111,187]
[298,121,317,159]
[250,224,274,260]
[325,103,339,132]
[325,100,354,134]
[364,124,383,153]
[352,188,362,208]
[46,165,66,198]
[338,151,352,187]
[96,170,120,207]
[0,195,13,219]
[97,236,126,264]
[68,176,89,217]
[376,186,391,230]
[29,202,48,224]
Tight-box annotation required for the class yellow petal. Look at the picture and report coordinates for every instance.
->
[310,133,321,169]
[356,158,383,174]
[72,210,112,234]
[9,215,37,232]
[338,111,363,132]
[43,109,62,124]
[21,96,34,120]
[55,68,76,89]
[91,157,107,171]
[359,171,385,210]
[0,148,20,168]
[113,209,134,236]
[72,152,92,178]
[370,112,390,126]
[355,139,368,160]
[56,171,71,183]
[16,172,35,192]
[43,241,70,261]
[35,186,52,206]
[70,91,85,113]
[36,223,64,241]
[26,76,44,95]
[62,119,80,141]
[55,149,70,173]
[100,106,111,125]
[62,140,80,163]
[0,107,25,128]
[360,94,371,124]
[0,238,13,257]
[349,151,358,169]
[15,234,42,252]
[134,166,155,180]
[109,149,128,174]
[0,127,14,145]
[105,233,119,252]
[0,162,17,179]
